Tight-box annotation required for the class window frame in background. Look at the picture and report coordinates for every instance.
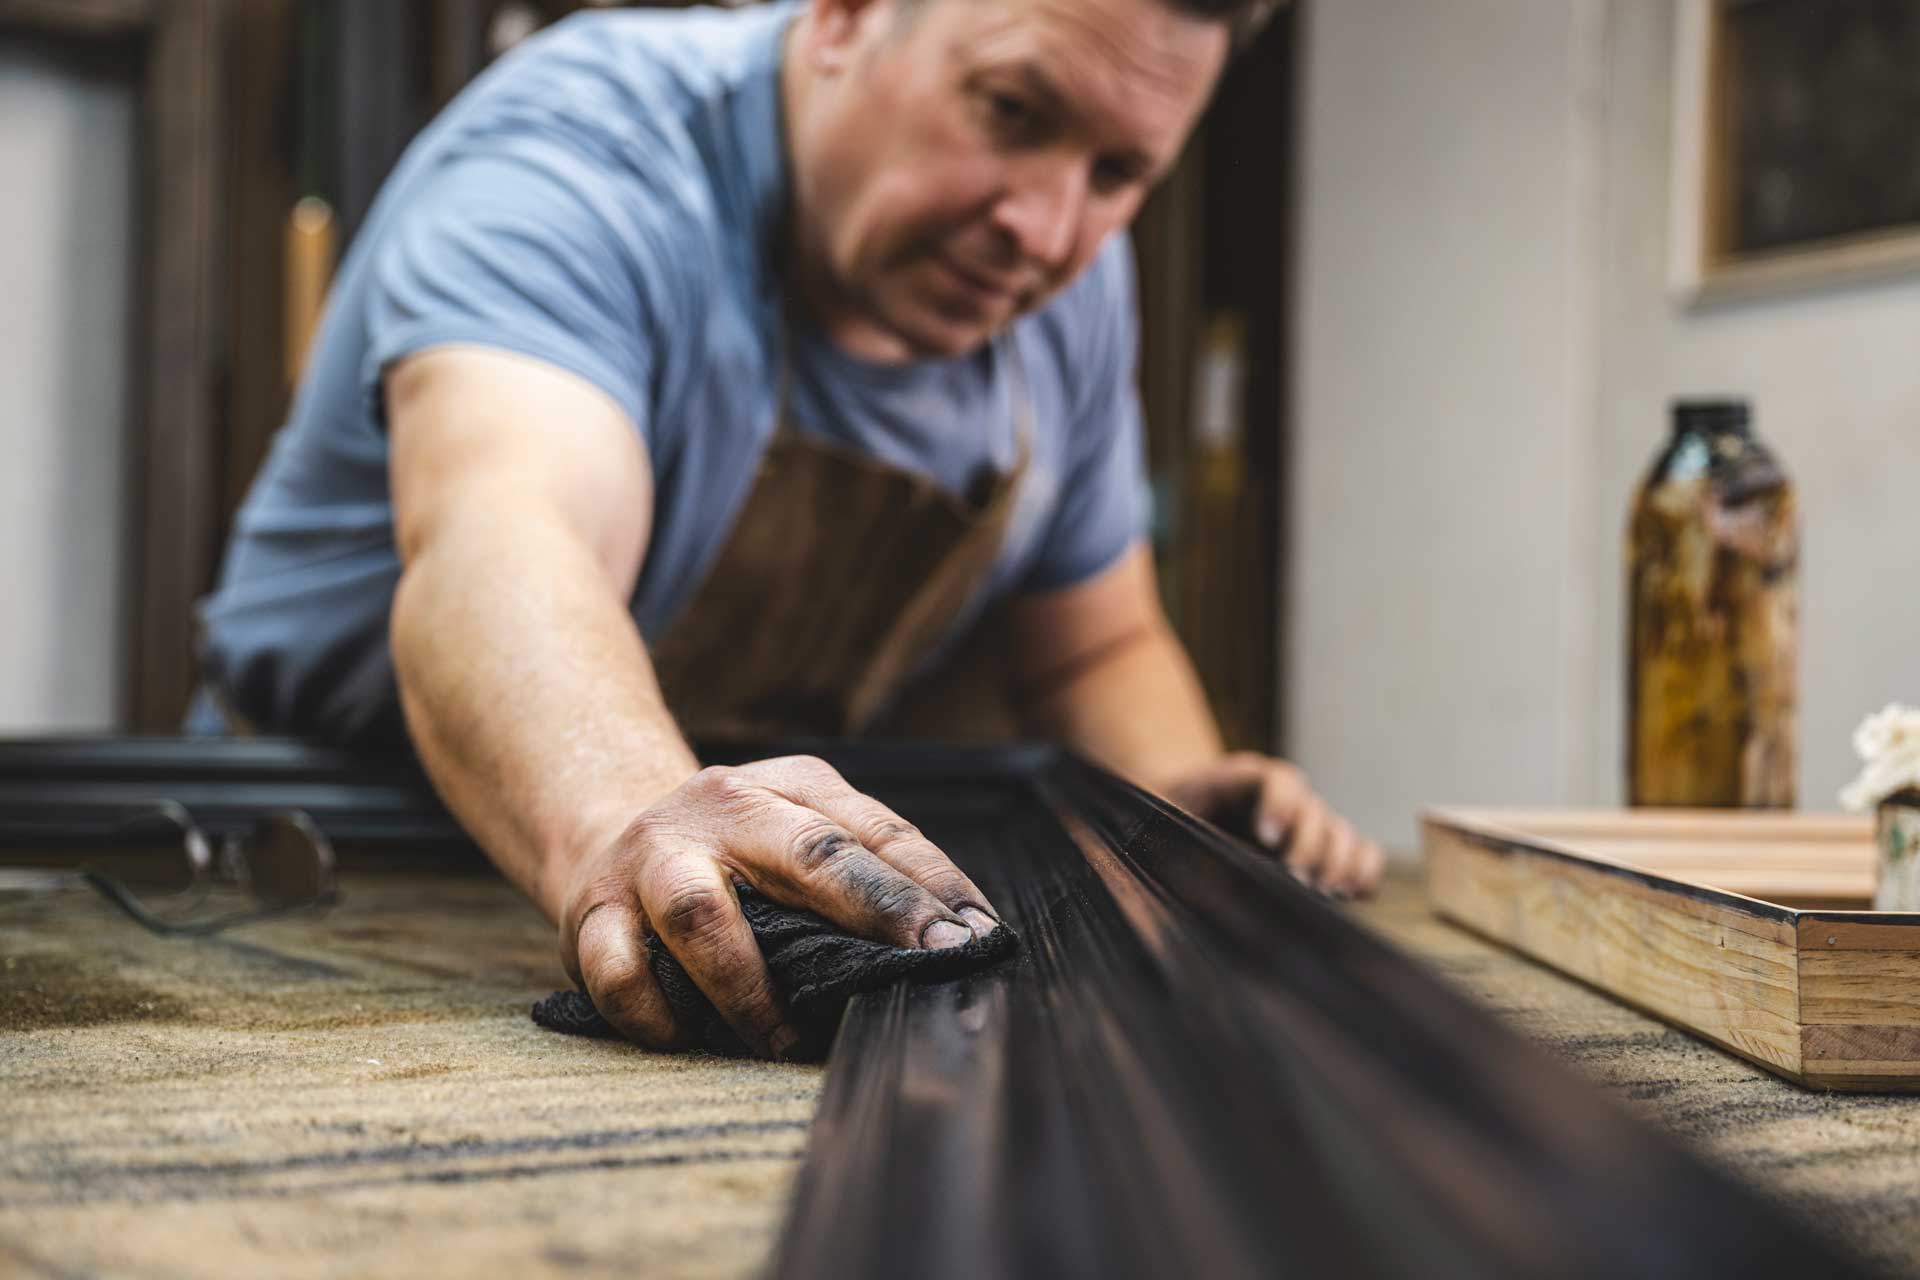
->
[0,0,225,731]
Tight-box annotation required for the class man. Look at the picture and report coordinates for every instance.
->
[196,0,1383,1060]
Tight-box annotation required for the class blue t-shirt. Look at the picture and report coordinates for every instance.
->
[196,1,1148,744]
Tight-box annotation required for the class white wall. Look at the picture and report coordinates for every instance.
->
[1287,0,1920,851]
[0,41,134,731]
[1287,0,1603,848]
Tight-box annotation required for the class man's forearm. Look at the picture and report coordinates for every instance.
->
[391,496,697,922]
[1016,622,1224,792]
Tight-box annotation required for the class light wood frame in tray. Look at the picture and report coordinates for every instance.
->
[1424,808,1920,1093]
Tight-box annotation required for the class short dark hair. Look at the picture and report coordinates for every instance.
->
[1164,0,1282,47]
[890,0,1281,50]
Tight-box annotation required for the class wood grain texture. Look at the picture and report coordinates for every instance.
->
[1797,916,1920,951]
[133,0,223,730]
[1425,808,1920,1092]
[1802,1024,1920,1062]
[1434,807,1872,842]
[223,0,297,523]
[1425,814,1798,941]
[1801,951,1920,1026]
[1425,822,1803,1078]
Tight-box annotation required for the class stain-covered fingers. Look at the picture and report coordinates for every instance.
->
[571,900,681,1049]
[690,781,972,950]
[749,761,1000,930]
[702,760,995,939]
[748,808,971,951]
[823,797,1000,937]
[638,853,795,1059]
[626,764,971,983]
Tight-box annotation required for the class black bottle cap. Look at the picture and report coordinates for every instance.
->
[1672,398,1751,435]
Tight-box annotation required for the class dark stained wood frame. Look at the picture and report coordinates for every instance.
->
[776,749,1866,1277]
[0,0,225,731]
[221,0,294,522]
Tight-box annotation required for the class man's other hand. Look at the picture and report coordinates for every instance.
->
[1163,753,1385,899]
[557,755,999,1060]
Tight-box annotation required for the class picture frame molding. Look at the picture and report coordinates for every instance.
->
[1668,0,1920,305]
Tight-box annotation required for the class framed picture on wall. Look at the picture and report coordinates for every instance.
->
[1670,0,1920,302]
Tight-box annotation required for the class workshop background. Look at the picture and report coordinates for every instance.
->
[3,0,1918,852]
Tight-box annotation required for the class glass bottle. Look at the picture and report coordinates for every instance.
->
[1627,399,1798,807]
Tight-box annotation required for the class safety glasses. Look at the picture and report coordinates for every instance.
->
[0,802,338,936]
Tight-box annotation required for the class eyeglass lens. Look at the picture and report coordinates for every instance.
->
[89,805,208,896]
[239,811,336,907]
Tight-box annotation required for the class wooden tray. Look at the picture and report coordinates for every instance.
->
[1423,808,1920,1092]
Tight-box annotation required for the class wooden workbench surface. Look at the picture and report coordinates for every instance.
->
[5,864,1918,1277]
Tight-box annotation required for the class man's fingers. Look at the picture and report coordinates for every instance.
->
[1279,792,1332,885]
[817,795,1000,937]
[1350,838,1387,897]
[734,799,972,950]
[572,900,682,1050]
[1317,816,1363,897]
[753,758,997,928]
[1237,756,1309,847]
[1160,754,1383,900]
[1171,751,1287,826]
[673,762,971,950]
[639,852,796,1058]
[1254,762,1318,866]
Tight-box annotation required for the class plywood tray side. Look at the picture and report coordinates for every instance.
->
[1423,810,1920,1093]
[1423,816,1805,1081]
[1796,916,1920,1089]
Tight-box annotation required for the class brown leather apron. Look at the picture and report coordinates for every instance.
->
[648,337,1031,740]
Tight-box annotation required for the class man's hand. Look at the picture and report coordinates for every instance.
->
[1163,753,1385,898]
[557,755,999,1060]
[1007,550,1386,899]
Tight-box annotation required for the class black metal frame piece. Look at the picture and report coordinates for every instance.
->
[0,737,461,849]
[0,737,1878,1275]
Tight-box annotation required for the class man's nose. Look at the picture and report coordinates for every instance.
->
[991,162,1087,272]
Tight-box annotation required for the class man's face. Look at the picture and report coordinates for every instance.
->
[791,0,1229,360]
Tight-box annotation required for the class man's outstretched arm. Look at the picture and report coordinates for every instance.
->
[386,348,998,1059]
[1008,544,1384,896]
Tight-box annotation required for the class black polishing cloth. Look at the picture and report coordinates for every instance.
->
[532,884,1018,1061]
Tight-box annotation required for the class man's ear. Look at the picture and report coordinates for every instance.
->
[803,0,895,74]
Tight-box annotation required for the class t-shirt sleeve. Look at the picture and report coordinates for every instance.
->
[1020,238,1152,593]
[359,145,686,440]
